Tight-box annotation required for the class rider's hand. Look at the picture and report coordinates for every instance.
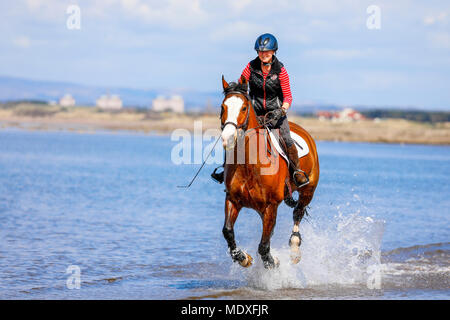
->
[271,108,285,121]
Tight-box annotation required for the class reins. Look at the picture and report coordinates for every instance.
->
[220,90,277,133]
[178,91,279,189]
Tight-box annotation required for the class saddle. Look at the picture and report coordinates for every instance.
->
[256,115,310,163]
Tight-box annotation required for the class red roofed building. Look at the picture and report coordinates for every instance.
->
[317,108,365,122]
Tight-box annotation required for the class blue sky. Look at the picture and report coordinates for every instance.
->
[1,0,449,109]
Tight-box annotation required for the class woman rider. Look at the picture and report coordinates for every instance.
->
[212,33,307,187]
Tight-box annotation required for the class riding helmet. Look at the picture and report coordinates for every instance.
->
[254,33,278,52]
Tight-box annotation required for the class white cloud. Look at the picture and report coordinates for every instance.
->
[429,32,450,49]
[423,12,448,26]
[24,0,66,21]
[209,21,264,42]
[303,48,373,60]
[119,0,208,28]
[229,0,253,13]
[13,35,31,48]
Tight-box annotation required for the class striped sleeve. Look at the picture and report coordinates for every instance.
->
[279,67,293,106]
[240,63,251,82]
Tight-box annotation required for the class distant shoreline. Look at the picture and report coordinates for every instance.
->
[0,104,449,145]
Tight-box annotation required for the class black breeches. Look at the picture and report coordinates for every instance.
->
[269,115,294,148]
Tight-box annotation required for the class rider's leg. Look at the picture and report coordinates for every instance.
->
[278,116,308,186]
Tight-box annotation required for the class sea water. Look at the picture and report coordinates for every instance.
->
[0,129,448,299]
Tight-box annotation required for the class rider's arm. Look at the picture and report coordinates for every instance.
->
[240,63,251,82]
[279,67,292,111]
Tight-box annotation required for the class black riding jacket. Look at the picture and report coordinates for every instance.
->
[248,56,284,116]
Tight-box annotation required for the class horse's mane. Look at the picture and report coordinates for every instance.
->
[223,81,248,96]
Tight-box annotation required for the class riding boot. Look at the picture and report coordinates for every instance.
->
[287,144,308,187]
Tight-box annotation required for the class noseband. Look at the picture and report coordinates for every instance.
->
[220,91,251,132]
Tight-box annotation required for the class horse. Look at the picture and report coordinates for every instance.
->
[219,75,320,269]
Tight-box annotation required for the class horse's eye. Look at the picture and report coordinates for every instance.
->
[242,107,247,112]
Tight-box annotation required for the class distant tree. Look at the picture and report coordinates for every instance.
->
[361,109,450,123]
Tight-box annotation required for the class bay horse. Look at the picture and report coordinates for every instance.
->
[220,75,319,269]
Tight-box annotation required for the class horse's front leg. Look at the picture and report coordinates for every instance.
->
[289,204,305,264]
[259,203,280,269]
[223,196,253,267]
[289,192,312,264]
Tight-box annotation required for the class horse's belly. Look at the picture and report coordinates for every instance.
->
[228,181,283,211]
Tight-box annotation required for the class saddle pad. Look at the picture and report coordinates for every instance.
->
[266,126,310,163]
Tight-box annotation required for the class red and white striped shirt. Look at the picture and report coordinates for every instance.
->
[240,62,293,107]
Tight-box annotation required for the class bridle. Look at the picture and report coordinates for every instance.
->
[220,91,278,133]
[220,91,251,132]
[178,87,280,189]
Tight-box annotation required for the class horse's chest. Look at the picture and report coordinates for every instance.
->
[227,170,267,205]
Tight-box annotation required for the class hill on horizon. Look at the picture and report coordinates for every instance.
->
[0,75,446,113]
[0,75,223,109]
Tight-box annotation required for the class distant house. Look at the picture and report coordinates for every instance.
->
[152,95,184,113]
[335,108,365,122]
[317,108,365,122]
[96,94,123,110]
[59,94,75,107]
[317,111,334,121]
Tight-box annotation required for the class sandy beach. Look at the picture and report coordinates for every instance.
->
[0,104,449,145]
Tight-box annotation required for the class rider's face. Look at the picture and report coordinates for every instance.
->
[258,50,274,64]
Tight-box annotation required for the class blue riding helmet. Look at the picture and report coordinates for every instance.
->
[254,33,278,52]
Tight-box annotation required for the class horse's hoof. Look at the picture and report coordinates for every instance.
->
[263,256,280,269]
[274,257,280,268]
[289,232,302,264]
[290,249,302,264]
[239,253,253,268]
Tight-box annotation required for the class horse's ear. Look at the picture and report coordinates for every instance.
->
[222,75,229,90]
[239,75,248,86]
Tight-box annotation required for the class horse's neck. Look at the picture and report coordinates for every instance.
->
[242,105,270,167]
[247,103,259,130]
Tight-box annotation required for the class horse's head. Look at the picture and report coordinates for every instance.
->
[220,75,251,149]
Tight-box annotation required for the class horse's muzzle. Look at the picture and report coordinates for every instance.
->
[221,126,237,150]
[222,135,236,150]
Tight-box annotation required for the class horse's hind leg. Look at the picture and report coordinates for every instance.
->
[259,203,280,269]
[223,196,253,267]
[289,192,313,264]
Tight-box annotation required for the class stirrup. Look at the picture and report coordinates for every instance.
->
[211,166,224,184]
[292,169,310,188]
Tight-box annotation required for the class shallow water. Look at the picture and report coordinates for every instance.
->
[0,129,449,299]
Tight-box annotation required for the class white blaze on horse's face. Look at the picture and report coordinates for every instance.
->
[221,96,244,149]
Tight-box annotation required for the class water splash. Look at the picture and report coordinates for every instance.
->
[230,211,385,290]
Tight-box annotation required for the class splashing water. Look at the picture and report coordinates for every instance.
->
[230,211,385,291]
